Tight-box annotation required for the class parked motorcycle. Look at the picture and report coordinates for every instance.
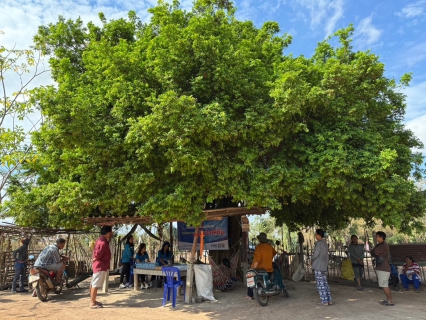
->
[28,253,69,302]
[246,262,289,306]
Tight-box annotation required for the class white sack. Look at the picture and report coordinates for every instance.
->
[292,262,306,281]
[194,264,216,301]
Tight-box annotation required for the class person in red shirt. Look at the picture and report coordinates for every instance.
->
[90,226,113,309]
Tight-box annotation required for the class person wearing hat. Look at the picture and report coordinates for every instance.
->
[90,226,113,309]
[246,232,277,300]
[400,255,421,292]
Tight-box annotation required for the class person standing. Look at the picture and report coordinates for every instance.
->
[246,232,277,300]
[90,226,113,309]
[371,231,394,306]
[119,235,135,289]
[400,256,421,292]
[311,229,332,306]
[11,237,31,293]
[348,235,365,291]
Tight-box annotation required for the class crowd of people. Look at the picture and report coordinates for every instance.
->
[9,226,423,309]
[246,229,422,307]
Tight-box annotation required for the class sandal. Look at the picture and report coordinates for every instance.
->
[90,304,103,309]
[379,300,394,306]
[317,302,329,306]
[95,301,103,306]
[328,301,333,305]
[245,296,254,300]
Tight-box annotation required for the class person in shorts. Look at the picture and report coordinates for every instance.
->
[34,238,68,283]
[371,231,394,306]
[90,226,113,309]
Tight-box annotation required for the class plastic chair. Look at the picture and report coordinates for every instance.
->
[162,267,185,308]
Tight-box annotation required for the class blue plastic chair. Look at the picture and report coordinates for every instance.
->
[162,267,185,308]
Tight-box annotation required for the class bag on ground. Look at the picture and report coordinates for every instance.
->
[194,264,217,301]
[341,258,355,281]
[292,262,306,281]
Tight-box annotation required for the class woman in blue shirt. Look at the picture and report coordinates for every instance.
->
[135,243,150,289]
[119,235,134,288]
[157,241,172,266]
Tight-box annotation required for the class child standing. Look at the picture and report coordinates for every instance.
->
[119,235,135,288]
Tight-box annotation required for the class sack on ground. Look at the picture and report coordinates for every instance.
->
[292,262,305,281]
[341,259,355,281]
[194,264,217,301]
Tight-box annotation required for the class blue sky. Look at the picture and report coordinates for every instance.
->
[1,0,425,150]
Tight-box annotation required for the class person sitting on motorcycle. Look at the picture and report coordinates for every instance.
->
[34,238,69,283]
[246,232,277,300]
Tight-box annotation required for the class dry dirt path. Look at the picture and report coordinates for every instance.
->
[1,278,426,320]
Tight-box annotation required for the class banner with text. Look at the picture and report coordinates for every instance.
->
[177,218,229,251]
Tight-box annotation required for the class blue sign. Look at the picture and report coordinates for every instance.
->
[177,218,229,251]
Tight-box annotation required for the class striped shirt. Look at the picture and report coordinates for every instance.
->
[402,262,422,280]
[34,244,61,268]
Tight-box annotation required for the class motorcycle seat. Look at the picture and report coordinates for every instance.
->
[252,268,268,274]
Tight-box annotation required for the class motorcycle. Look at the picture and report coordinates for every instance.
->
[28,254,69,302]
[246,262,289,307]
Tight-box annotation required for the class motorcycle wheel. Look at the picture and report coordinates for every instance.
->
[35,280,49,302]
[253,281,269,307]
[54,284,63,294]
[283,289,289,298]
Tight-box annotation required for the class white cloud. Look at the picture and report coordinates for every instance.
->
[296,0,344,37]
[401,41,426,67]
[406,114,426,153]
[404,81,426,153]
[354,16,382,48]
[324,0,344,37]
[404,81,426,121]
[0,0,152,50]
[395,0,426,18]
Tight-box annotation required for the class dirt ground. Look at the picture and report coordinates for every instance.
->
[1,277,426,320]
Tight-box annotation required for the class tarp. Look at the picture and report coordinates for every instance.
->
[177,218,229,251]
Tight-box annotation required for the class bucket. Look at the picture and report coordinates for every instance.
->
[151,279,161,288]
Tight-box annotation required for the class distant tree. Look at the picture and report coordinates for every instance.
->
[0,31,47,206]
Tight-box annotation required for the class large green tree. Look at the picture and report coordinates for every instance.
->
[2,0,424,231]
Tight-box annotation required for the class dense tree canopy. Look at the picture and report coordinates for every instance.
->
[2,0,424,230]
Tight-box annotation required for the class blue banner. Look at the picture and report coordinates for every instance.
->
[177,218,229,251]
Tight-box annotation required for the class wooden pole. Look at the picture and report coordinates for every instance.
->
[101,270,110,293]
[199,231,204,261]
[364,230,371,280]
[169,222,174,260]
[185,226,199,304]
[242,231,248,285]
[64,233,70,286]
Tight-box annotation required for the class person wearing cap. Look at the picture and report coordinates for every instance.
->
[11,237,31,293]
[90,226,113,309]
[400,256,421,292]
[34,238,69,283]
[311,229,332,306]
[246,232,277,300]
